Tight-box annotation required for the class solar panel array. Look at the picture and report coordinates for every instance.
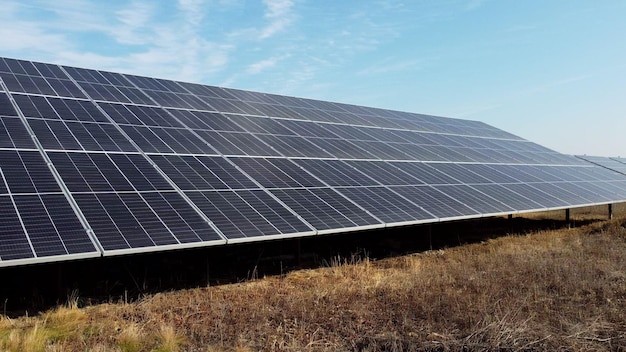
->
[1,56,626,267]
[577,155,626,175]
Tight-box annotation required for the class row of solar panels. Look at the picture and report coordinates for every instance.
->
[2,147,625,266]
[1,56,626,268]
[0,57,518,140]
[1,90,579,165]
[0,57,580,165]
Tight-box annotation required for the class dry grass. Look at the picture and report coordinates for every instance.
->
[2,213,626,351]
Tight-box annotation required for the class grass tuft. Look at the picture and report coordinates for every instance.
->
[116,323,143,352]
[154,323,186,352]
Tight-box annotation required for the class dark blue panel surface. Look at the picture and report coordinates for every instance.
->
[505,183,567,209]
[255,134,332,158]
[231,157,322,188]
[0,196,34,260]
[237,190,312,234]
[295,159,379,187]
[194,131,278,156]
[270,188,379,230]
[142,192,221,243]
[73,192,158,250]
[390,162,459,185]
[346,161,424,186]
[337,186,434,223]
[472,184,544,210]
[13,194,94,256]
[0,151,61,194]
[434,185,513,214]
[186,190,309,239]
[0,93,17,116]
[0,117,36,149]
[150,155,231,191]
[390,185,479,218]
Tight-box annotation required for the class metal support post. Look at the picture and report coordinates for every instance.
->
[609,204,613,220]
[565,208,571,228]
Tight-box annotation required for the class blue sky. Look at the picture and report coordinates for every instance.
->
[1,0,625,156]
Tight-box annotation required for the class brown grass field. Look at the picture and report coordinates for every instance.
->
[1,205,626,351]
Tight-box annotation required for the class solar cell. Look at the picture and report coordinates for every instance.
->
[345,160,424,185]
[390,185,479,219]
[434,185,513,214]
[231,157,315,189]
[578,155,626,175]
[357,139,413,159]
[603,181,626,198]
[0,196,34,261]
[14,194,91,256]
[0,93,17,115]
[309,138,377,159]
[428,163,492,184]
[270,188,380,231]
[389,162,459,185]
[185,190,311,239]
[460,164,520,184]
[0,151,61,193]
[471,184,544,210]
[150,155,233,191]
[201,131,279,156]
[336,186,435,224]
[504,183,566,209]
[0,117,36,149]
[294,159,379,187]
[255,134,332,158]
[32,62,68,80]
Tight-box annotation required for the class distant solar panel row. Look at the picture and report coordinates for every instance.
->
[577,155,626,175]
[1,56,625,267]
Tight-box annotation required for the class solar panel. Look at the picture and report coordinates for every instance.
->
[577,155,626,175]
[1,56,625,267]
[0,150,99,266]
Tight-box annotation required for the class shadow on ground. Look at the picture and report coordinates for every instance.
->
[0,213,607,317]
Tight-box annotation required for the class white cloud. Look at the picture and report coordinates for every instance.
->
[246,55,288,74]
[0,0,233,84]
[0,23,69,52]
[259,0,295,39]
[466,0,488,11]
[356,59,425,76]
[178,0,205,27]
[116,2,152,27]
[111,1,155,45]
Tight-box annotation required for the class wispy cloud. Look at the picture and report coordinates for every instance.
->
[356,58,426,76]
[0,21,69,53]
[259,0,295,39]
[246,55,289,74]
[466,0,488,11]
[0,0,233,83]
[178,0,205,26]
[111,1,155,45]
